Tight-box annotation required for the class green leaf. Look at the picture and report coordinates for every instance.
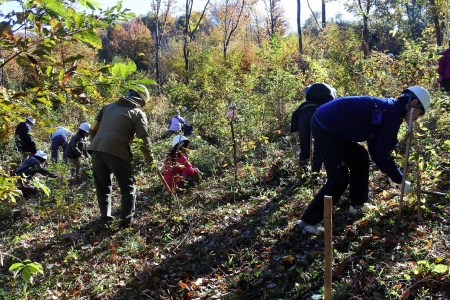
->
[9,262,25,272]
[78,0,101,10]
[132,78,156,85]
[433,264,448,273]
[404,273,411,280]
[26,262,44,275]
[0,100,15,112]
[45,66,53,77]
[73,13,84,29]
[111,61,137,80]
[41,0,70,18]
[21,267,32,283]
[56,93,67,104]
[73,30,102,49]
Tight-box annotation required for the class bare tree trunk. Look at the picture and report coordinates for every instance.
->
[357,0,370,58]
[155,1,162,95]
[322,0,325,28]
[429,0,442,46]
[297,0,302,56]
[183,0,210,82]
[222,0,246,60]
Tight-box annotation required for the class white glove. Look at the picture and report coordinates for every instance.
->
[389,178,413,194]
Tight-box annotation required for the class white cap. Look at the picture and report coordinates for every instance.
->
[172,135,189,147]
[35,151,47,160]
[79,122,90,132]
[26,116,36,124]
[403,86,431,112]
[130,84,150,105]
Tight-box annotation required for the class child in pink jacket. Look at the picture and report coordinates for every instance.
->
[163,135,199,193]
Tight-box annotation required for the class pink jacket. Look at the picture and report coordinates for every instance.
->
[163,154,198,190]
[438,48,450,79]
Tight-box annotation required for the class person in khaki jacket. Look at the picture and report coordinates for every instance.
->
[89,85,154,228]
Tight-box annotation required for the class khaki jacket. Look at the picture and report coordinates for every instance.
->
[88,96,151,162]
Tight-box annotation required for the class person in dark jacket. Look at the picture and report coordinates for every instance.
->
[14,116,37,160]
[298,86,431,234]
[291,83,336,175]
[13,151,57,196]
[89,85,154,228]
[65,122,90,179]
[49,126,72,162]
[437,36,450,92]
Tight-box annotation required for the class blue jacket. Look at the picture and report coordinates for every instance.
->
[14,122,36,152]
[14,157,57,180]
[314,96,406,183]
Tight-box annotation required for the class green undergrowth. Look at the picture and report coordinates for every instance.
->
[1,101,450,299]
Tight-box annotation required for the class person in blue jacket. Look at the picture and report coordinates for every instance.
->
[49,126,73,162]
[14,116,37,160]
[13,151,57,196]
[298,86,431,234]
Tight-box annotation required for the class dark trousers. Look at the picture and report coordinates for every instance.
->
[301,116,369,225]
[440,78,450,93]
[298,106,323,173]
[51,135,68,162]
[91,151,136,223]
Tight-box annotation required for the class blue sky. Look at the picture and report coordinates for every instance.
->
[1,0,355,32]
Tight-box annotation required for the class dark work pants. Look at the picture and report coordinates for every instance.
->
[440,78,450,93]
[301,116,369,225]
[51,135,68,162]
[91,151,136,223]
[298,106,323,173]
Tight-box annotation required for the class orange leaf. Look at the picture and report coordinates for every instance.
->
[3,30,17,42]
[61,65,78,85]
[178,282,188,289]
[401,288,411,300]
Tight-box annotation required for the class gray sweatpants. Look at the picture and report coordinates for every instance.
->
[91,151,136,222]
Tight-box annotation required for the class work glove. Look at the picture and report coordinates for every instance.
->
[389,178,413,194]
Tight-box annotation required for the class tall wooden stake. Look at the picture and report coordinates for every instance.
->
[324,195,332,299]
[414,122,422,223]
[399,108,415,220]
[230,121,237,182]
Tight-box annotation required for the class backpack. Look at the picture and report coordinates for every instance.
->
[290,83,336,133]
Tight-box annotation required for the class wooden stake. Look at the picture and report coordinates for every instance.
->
[414,122,422,223]
[230,121,237,182]
[399,108,415,220]
[324,195,333,300]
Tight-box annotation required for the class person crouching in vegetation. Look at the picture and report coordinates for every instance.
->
[65,122,90,179]
[291,83,336,177]
[14,116,37,160]
[13,151,57,196]
[297,86,431,235]
[163,135,200,194]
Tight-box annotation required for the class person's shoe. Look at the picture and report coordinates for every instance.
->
[297,220,324,234]
[349,203,376,215]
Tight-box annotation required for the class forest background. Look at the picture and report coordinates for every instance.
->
[1,0,450,299]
